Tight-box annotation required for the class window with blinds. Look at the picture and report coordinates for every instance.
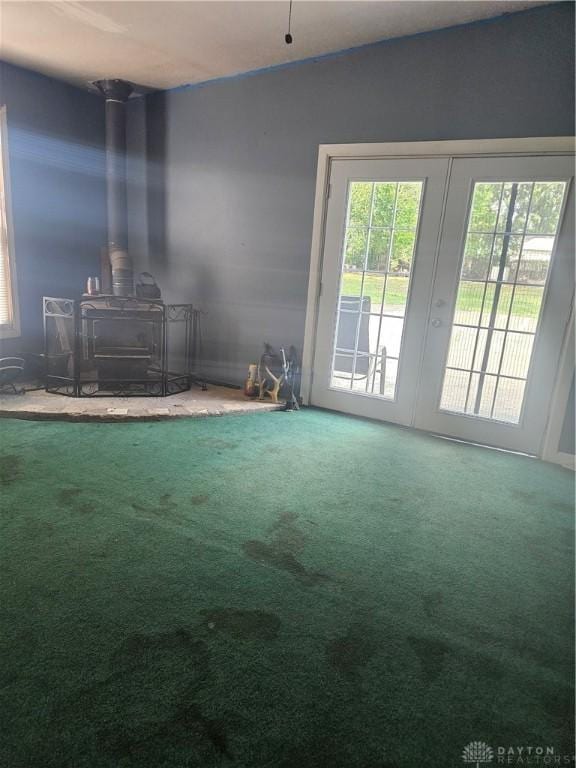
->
[0,107,18,337]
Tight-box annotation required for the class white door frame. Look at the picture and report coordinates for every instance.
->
[301,137,575,459]
[541,303,575,470]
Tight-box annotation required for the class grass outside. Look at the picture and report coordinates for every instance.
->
[342,272,543,318]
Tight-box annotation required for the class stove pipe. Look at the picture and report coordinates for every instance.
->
[94,79,134,296]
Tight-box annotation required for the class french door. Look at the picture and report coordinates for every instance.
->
[311,157,450,425]
[309,150,574,455]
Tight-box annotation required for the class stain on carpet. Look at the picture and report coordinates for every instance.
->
[57,628,225,763]
[24,518,55,538]
[191,494,210,506]
[541,684,574,725]
[131,493,194,527]
[508,636,569,676]
[270,511,307,553]
[463,622,496,646]
[56,487,96,515]
[423,590,444,618]
[92,536,120,559]
[98,699,230,761]
[408,636,452,681]
[465,618,569,678]
[327,621,378,677]
[198,437,238,451]
[132,493,176,513]
[200,608,281,640]
[112,627,207,669]
[243,539,328,586]
[522,534,558,563]
[57,488,82,505]
[243,510,329,586]
[514,489,573,515]
[157,493,177,515]
[78,502,96,514]
[0,454,22,486]
[467,651,504,681]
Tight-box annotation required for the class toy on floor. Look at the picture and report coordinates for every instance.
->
[257,344,300,410]
[257,344,283,403]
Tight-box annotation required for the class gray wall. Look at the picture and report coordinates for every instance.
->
[0,61,106,356]
[559,375,575,456]
[127,3,575,385]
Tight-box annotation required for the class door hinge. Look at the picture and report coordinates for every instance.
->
[327,183,332,200]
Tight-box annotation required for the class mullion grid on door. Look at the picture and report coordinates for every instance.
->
[461,184,506,413]
[349,182,377,390]
[367,183,398,394]
[440,180,566,423]
[444,181,532,421]
[330,180,421,398]
[487,184,536,419]
[470,183,528,416]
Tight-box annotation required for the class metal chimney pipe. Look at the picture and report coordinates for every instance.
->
[94,79,134,296]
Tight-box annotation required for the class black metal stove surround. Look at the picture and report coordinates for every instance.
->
[43,296,200,397]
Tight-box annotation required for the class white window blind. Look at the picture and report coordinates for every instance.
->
[0,113,14,328]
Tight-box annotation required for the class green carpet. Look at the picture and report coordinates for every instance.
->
[0,409,573,767]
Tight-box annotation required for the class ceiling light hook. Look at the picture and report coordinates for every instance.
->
[285,0,293,45]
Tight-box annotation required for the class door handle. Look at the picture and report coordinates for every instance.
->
[431,318,442,327]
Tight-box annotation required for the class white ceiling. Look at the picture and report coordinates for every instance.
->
[0,1,556,91]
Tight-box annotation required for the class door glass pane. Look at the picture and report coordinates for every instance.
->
[440,180,567,423]
[331,180,424,398]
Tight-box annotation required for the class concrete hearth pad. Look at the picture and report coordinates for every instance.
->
[0,385,282,422]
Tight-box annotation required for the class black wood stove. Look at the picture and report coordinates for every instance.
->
[43,79,203,397]
[43,295,200,397]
